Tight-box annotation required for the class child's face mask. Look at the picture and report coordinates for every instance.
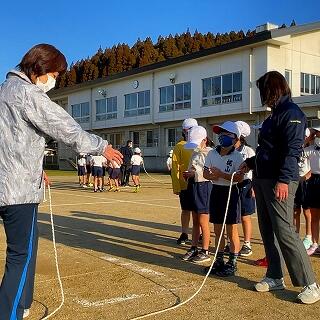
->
[218,134,235,148]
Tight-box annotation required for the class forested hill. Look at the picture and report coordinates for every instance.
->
[55,24,290,89]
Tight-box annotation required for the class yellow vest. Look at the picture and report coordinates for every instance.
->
[171,140,194,194]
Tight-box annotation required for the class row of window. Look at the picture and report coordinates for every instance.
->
[71,70,320,123]
[71,72,243,123]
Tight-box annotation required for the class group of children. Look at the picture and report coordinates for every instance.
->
[77,147,144,193]
[173,118,320,277]
[175,120,255,277]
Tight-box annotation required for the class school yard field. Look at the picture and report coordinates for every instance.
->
[0,172,319,320]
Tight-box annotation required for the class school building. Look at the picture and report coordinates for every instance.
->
[49,21,320,171]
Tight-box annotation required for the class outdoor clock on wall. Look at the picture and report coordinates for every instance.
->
[132,80,139,89]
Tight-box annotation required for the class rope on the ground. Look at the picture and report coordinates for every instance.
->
[141,162,168,184]
[129,172,236,320]
[41,185,65,320]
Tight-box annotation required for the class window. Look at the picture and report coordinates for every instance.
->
[167,128,181,147]
[132,132,140,146]
[96,97,117,121]
[108,133,122,149]
[145,129,159,147]
[159,82,191,112]
[311,75,316,95]
[71,102,90,123]
[202,72,242,106]
[301,73,320,95]
[307,118,320,130]
[285,69,292,88]
[124,90,150,117]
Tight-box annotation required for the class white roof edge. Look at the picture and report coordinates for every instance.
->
[271,21,320,38]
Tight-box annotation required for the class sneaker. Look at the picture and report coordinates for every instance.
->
[204,259,225,275]
[307,244,319,256]
[23,309,30,319]
[192,250,210,263]
[224,244,230,255]
[177,233,188,245]
[255,277,285,292]
[216,262,237,277]
[99,188,104,192]
[114,188,120,192]
[93,189,98,193]
[239,244,253,257]
[89,183,93,187]
[297,284,320,304]
[133,186,139,193]
[254,257,268,268]
[303,237,313,250]
[108,186,115,192]
[82,185,88,188]
[182,247,198,261]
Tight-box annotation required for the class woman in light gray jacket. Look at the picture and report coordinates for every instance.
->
[0,44,122,320]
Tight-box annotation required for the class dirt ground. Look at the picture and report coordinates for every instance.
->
[0,173,319,320]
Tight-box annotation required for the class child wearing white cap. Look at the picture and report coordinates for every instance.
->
[77,154,87,187]
[294,128,312,250]
[234,121,256,257]
[181,126,213,263]
[203,121,244,277]
[131,147,143,193]
[304,126,320,256]
[91,155,107,192]
[167,150,173,173]
[171,118,198,245]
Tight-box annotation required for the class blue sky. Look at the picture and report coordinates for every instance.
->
[0,0,319,81]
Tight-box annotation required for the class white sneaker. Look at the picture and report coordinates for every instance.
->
[23,309,30,318]
[302,236,313,250]
[297,284,320,304]
[255,277,285,292]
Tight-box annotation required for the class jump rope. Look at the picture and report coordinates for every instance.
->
[42,172,236,319]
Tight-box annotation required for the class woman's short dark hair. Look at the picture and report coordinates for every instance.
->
[17,44,67,80]
[256,71,291,108]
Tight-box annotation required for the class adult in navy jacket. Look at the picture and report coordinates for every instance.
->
[242,71,320,304]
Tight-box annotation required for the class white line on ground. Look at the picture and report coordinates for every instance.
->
[101,255,165,276]
[74,285,191,308]
[39,201,114,208]
[49,191,179,209]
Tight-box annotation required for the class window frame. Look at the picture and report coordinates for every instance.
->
[96,96,117,121]
[124,90,151,117]
[201,71,242,107]
[285,69,292,88]
[159,82,191,113]
[167,127,181,147]
[71,102,90,123]
[301,72,320,95]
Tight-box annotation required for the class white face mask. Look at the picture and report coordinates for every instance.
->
[36,75,56,92]
[314,137,320,148]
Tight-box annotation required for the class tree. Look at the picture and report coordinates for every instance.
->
[55,26,260,88]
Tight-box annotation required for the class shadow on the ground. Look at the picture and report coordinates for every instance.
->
[35,209,298,303]
[37,211,205,277]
